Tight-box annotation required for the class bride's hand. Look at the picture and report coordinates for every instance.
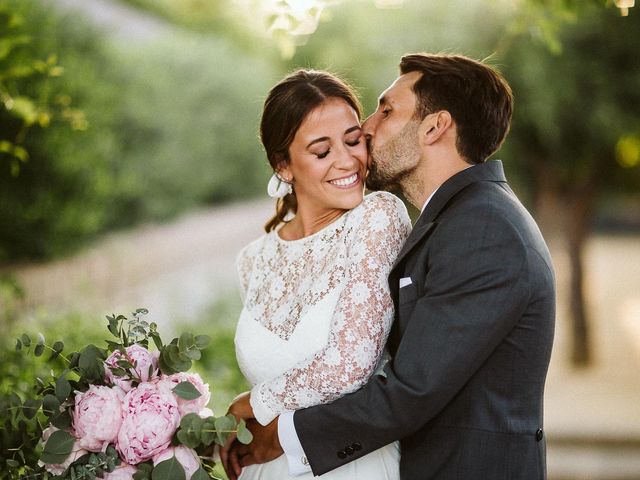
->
[227,391,255,421]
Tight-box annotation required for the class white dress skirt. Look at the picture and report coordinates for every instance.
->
[234,192,411,480]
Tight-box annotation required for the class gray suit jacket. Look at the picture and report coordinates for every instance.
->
[294,160,556,479]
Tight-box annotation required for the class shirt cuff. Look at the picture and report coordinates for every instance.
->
[249,384,276,426]
[278,411,312,476]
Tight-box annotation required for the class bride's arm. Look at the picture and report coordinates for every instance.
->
[248,193,411,426]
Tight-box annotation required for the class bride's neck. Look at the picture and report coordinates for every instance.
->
[279,205,346,240]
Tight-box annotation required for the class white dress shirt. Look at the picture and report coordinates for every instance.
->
[277,188,441,475]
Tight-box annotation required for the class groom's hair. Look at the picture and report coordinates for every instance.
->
[400,53,513,165]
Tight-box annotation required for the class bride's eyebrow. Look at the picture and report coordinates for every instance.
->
[306,126,361,148]
[344,126,362,135]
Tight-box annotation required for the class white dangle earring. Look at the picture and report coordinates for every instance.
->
[267,173,293,198]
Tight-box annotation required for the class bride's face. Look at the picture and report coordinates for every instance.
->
[281,97,367,214]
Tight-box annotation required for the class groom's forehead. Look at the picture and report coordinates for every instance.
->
[378,72,421,108]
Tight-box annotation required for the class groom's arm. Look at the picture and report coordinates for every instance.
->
[293,203,533,475]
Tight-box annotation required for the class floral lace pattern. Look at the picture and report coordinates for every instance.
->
[236,192,411,424]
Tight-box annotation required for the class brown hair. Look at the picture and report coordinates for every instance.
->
[261,70,362,232]
[399,53,513,164]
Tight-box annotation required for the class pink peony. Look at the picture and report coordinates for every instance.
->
[153,446,201,478]
[73,385,125,452]
[105,344,159,392]
[39,426,88,475]
[117,382,181,464]
[102,463,138,480]
[154,372,211,416]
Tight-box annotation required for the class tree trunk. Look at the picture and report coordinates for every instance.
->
[565,182,597,367]
[532,162,597,367]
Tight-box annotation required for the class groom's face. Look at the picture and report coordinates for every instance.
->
[364,71,423,191]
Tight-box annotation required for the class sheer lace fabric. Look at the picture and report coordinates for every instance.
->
[235,191,411,426]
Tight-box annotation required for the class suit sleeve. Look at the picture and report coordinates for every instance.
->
[294,202,532,476]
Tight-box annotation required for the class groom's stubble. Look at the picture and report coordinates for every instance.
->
[366,119,424,198]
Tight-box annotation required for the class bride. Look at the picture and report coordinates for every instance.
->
[225,70,411,479]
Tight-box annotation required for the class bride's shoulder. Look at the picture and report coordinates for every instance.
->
[236,233,271,265]
[352,191,411,226]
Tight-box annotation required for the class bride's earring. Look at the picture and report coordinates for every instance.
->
[267,173,293,198]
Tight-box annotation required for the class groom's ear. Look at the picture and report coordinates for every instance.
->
[420,110,453,146]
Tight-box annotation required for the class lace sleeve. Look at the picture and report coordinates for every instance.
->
[250,193,412,425]
[236,239,260,301]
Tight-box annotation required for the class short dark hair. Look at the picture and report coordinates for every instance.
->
[400,53,513,164]
[260,70,362,232]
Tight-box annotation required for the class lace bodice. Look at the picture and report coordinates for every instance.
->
[235,191,411,425]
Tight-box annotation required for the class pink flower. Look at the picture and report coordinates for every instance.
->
[73,385,125,452]
[155,372,211,416]
[103,463,138,480]
[39,426,88,475]
[117,382,181,464]
[105,344,159,392]
[153,446,201,478]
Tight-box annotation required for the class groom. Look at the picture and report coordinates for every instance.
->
[224,53,556,479]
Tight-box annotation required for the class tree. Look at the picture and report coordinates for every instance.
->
[500,4,640,365]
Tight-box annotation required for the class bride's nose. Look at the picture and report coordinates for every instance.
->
[334,144,360,170]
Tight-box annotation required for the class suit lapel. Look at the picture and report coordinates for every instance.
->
[391,160,507,272]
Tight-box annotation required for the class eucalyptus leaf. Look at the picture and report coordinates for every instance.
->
[237,419,254,445]
[178,333,194,354]
[34,343,44,357]
[79,344,106,381]
[200,418,217,446]
[42,394,60,416]
[20,333,31,347]
[173,381,202,400]
[214,414,237,446]
[55,376,71,402]
[22,399,41,419]
[15,338,22,351]
[194,335,211,349]
[41,429,74,465]
[51,410,72,430]
[189,467,210,480]
[49,340,64,360]
[152,456,186,480]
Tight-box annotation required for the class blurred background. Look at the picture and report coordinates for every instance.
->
[0,0,638,478]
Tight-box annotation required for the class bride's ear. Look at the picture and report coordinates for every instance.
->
[420,111,453,146]
[275,161,293,184]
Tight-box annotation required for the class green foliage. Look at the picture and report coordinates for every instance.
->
[0,0,275,263]
[1,306,250,478]
[0,0,84,175]
[499,4,640,196]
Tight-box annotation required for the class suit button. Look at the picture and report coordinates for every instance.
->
[345,446,354,455]
[352,442,362,451]
[337,450,347,459]
[536,428,544,442]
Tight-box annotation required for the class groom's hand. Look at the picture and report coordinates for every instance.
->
[227,417,283,478]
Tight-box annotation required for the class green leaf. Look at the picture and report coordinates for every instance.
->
[79,344,105,381]
[214,414,237,446]
[34,332,45,357]
[173,381,202,400]
[152,456,186,480]
[237,418,254,445]
[51,410,72,430]
[41,429,75,465]
[200,417,217,446]
[22,399,41,419]
[49,340,64,360]
[15,338,22,351]
[55,376,71,402]
[189,467,209,480]
[42,394,60,416]
[178,333,194,353]
[20,333,31,347]
[136,308,149,315]
[194,335,211,349]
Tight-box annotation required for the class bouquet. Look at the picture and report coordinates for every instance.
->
[4,309,252,479]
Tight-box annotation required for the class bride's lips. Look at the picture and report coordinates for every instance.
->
[328,172,361,189]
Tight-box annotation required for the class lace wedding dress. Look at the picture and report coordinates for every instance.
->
[234,191,411,480]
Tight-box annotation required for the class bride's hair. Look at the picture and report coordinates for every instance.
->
[261,70,362,233]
